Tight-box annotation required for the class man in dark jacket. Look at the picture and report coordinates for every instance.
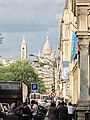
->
[48,102,57,120]
[20,102,31,120]
[56,101,68,120]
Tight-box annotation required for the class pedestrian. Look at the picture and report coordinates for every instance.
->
[20,102,31,120]
[48,102,57,120]
[56,101,68,120]
[14,101,21,116]
[31,100,38,120]
[67,102,74,120]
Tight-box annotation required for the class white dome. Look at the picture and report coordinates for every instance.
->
[42,36,52,55]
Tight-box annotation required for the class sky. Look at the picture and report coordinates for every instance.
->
[0,0,65,60]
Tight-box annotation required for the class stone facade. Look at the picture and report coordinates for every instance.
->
[59,0,79,102]
[59,0,90,118]
[74,0,90,120]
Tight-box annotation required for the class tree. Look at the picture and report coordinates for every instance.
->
[0,60,45,93]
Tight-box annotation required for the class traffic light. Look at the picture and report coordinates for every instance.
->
[51,84,55,92]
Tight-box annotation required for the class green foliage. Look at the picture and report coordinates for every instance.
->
[0,60,45,93]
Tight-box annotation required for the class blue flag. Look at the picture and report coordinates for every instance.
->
[71,32,78,62]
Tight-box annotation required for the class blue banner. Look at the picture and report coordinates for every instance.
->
[71,32,78,62]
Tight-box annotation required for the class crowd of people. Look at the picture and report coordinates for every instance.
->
[9,99,75,120]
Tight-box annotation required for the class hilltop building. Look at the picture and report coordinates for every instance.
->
[38,36,55,61]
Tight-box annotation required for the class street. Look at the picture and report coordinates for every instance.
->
[1,115,19,120]
[0,114,49,120]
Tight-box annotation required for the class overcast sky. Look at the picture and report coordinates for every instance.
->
[0,0,65,60]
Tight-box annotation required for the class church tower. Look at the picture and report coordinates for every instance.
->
[21,36,27,61]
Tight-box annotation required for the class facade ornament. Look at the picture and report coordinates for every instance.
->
[79,44,88,50]
[78,6,88,16]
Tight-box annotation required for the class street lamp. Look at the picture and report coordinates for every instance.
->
[29,54,56,92]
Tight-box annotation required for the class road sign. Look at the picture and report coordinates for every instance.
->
[31,83,38,91]
[51,92,56,97]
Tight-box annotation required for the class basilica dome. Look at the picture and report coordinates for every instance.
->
[42,36,52,55]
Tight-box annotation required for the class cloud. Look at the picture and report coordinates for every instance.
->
[0,0,65,32]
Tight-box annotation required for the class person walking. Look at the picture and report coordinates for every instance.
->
[67,102,74,120]
[56,101,68,120]
[31,100,38,120]
[20,102,31,120]
[48,102,57,120]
